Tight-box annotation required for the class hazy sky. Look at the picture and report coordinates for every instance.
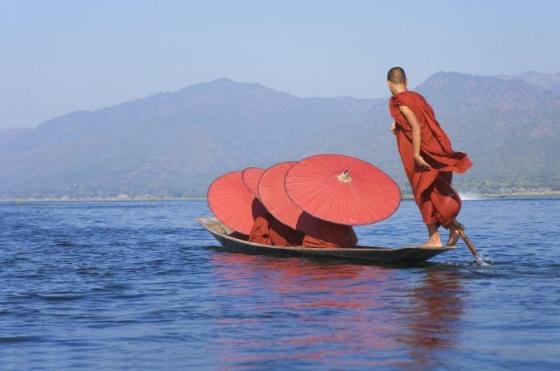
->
[1,0,559,129]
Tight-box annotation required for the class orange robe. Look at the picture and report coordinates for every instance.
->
[302,220,357,248]
[269,218,304,246]
[249,215,272,244]
[249,214,303,246]
[389,91,472,227]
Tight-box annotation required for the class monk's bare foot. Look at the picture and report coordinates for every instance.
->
[421,236,442,248]
[446,228,460,246]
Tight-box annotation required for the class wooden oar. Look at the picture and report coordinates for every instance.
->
[452,219,486,265]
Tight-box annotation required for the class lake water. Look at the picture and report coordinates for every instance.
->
[1,199,559,370]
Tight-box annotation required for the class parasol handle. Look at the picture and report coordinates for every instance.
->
[452,219,486,265]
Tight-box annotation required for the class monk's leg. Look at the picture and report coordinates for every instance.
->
[422,223,442,247]
[446,225,460,246]
[433,174,461,246]
[418,197,442,247]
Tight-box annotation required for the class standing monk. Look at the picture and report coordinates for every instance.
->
[387,67,472,247]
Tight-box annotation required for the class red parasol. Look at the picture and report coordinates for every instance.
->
[284,154,401,225]
[207,171,259,235]
[242,167,265,198]
[258,162,301,229]
[258,161,344,238]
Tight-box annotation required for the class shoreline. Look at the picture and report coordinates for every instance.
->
[1,192,559,203]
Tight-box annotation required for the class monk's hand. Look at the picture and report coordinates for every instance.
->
[414,155,432,170]
[390,121,397,135]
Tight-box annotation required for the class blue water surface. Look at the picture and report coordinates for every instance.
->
[0,199,559,370]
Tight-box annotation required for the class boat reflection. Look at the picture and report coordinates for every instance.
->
[210,252,464,368]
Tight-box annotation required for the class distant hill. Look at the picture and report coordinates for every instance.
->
[1,72,559,198]
[496,71,560,93]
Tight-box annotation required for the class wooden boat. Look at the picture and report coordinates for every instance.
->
[196,217,455,264]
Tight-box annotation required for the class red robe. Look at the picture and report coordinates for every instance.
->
[249,215,272,244]
[249,214,303,246]
[269,218,304,246]
[389,91,472,227]
[302,220,357,248]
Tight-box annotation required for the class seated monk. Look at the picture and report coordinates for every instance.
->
[269,218,304,246]
[249,214,272,244]
[248,200,303,246]
[301,218,358,248]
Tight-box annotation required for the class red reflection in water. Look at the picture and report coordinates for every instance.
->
[397,270,465,369]
[210,252,464,368]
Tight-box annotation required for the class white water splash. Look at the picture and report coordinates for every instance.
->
[459,192,484,201]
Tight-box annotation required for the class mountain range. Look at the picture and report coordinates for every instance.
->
[1,71,559,198]
[496,70,560,94]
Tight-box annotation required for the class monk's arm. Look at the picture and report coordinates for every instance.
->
[398,105,431,169]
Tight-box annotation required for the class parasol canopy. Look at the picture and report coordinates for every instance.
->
[258,161,346,237]
[284,154,401,225]
[207,171,258,235]
[242,167,265,198]
[258,162,301,229]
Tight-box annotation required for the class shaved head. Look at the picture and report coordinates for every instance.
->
[387,66,406,84]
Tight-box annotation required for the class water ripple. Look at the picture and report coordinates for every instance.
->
[0,199,558,369]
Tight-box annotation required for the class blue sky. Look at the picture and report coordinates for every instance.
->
[1,0,559,129]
